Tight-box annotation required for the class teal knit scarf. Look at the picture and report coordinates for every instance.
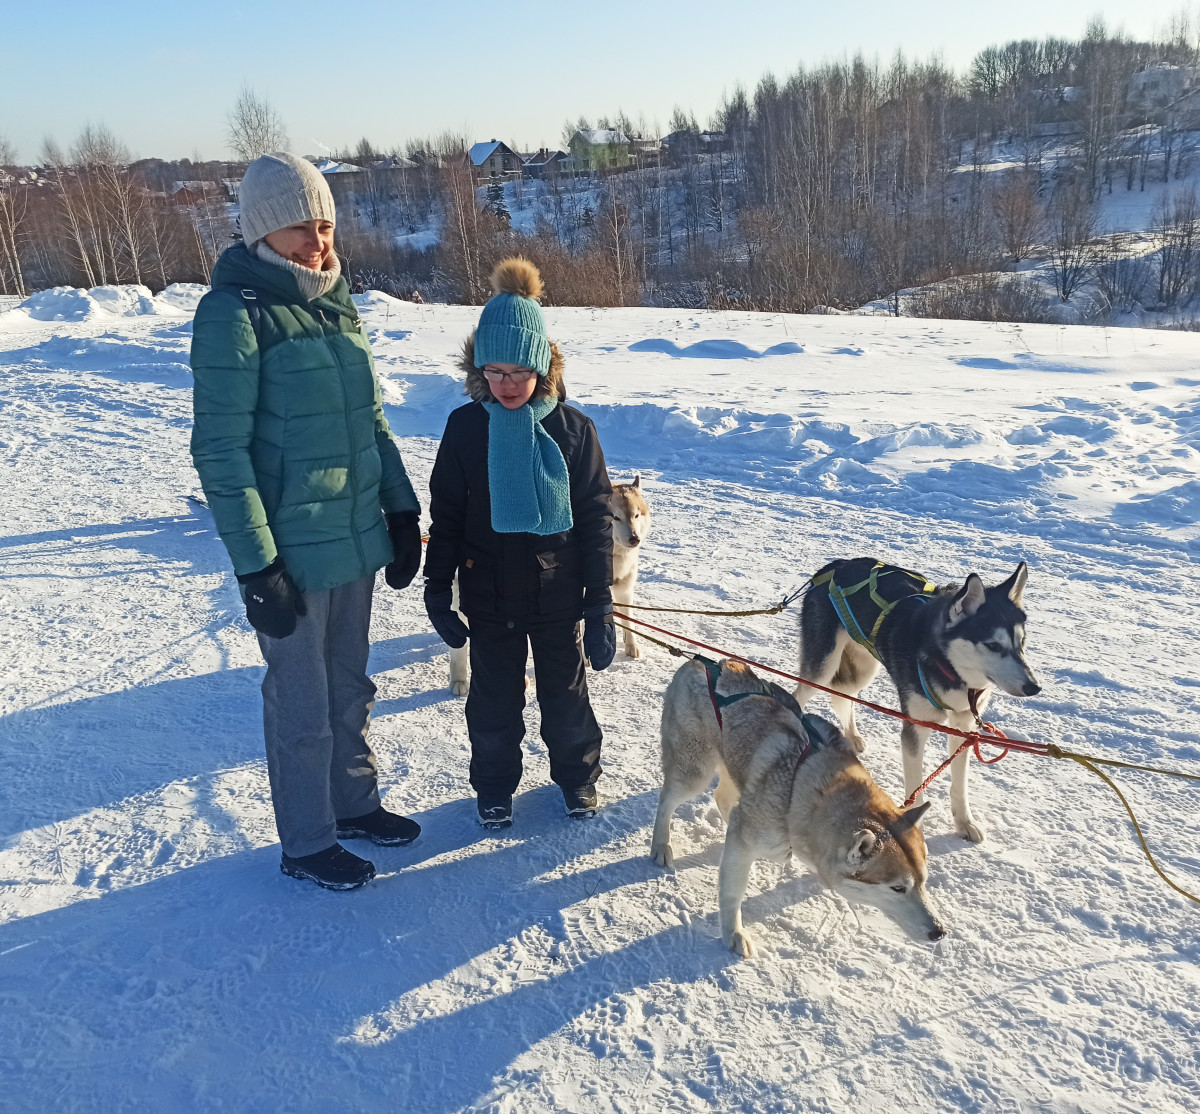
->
[481,396,574,535]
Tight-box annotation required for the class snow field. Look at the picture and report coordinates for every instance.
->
[0,292,1198,1112]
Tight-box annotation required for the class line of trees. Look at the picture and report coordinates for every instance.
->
[7,18,1200,322]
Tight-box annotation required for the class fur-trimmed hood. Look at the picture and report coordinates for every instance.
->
[460,332,567,404]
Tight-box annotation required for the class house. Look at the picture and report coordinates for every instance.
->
[468,140,523,182]
[314,159,364,176]
[567,129,632,173]
[1128,65,1200,113]
[661,130,728,166]
[521,148,569,179]
[170,180,221,206]
[628,133,662,167]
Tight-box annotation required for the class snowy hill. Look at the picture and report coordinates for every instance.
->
[1,289,1198,1112]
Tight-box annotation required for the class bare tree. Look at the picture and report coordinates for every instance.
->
[42,138,100,286]
[1152,189,1200,307]
[226,86,287,161]
[1046,181,1099,302]
[992,172,1042,264]
[0,135,27,296]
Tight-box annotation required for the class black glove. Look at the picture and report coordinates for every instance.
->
[384,510,422,590]
[583,602,616,671]
[237,558,307,639]
[424,580,469,649]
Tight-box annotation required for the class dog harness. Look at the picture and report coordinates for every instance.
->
[811,559,938,660]
[694,655,825,758]
[813,560,977,715]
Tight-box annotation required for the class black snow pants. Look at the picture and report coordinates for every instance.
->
[465,616,603,798]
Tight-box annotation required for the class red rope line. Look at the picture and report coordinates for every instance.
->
[612,609,1044,804]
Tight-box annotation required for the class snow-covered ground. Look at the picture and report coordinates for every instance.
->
[1,287,1198,1112]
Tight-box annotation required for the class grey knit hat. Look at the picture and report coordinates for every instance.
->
[237,152,336,247]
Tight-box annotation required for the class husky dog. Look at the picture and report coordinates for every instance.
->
[610,475,651,659]
[652,656,944,957]
[448,578,470,696]
[794,558,1040,844]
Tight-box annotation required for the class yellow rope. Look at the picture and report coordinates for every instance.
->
[621,617,1200,907]
[1047,747,1200,906]
[614,590,802,619]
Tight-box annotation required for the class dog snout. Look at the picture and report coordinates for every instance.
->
[628,534,640,547]
[928,923,946,942]
[1022,680,1041,696]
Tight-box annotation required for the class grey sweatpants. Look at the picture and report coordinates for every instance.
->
[257,574,381,858]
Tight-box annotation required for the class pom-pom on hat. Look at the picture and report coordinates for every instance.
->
[473,258,551,376]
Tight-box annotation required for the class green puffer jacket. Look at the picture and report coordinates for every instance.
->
[190,244,419,593]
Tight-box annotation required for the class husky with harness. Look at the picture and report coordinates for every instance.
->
[652,655,944,957]
[794,558,1041,844]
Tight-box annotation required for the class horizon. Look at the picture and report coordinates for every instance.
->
[2,0,1197,164]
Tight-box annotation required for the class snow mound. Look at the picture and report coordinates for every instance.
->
[3,283,199,326]
[629,337,804,359]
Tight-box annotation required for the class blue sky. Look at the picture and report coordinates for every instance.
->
[1,0,1195,161]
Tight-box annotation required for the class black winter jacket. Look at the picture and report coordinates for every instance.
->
[424,394,613,623]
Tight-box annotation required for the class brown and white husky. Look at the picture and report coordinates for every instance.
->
[610,475,651,659]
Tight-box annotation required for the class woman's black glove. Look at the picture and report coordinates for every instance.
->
[237,558,307,639]
[384,511,423,590]
[583,602,616,671]
[424,580,469,648]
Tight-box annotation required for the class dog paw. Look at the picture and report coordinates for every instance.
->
[727,929,756,959]
[650,842,674,868]
[848,732,868,754]
[626,643,641,660]
[958,818,987,844]
[450,680,469,697]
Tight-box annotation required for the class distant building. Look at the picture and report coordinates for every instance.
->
[661,130,728,166]
[522,148,569,179]
[567,129,632,173]
[314,159,364,176]
[467,140,522,182]
[170,181,222,206]
[1128,65,1200,113]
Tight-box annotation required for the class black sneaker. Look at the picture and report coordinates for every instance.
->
[336,806,421,846]
[562,784,599,819]
[280,844,376,891]
[477,794,513,831]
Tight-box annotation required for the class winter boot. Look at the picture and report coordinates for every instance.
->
[477,793,513,831]
[562,784,599,819]
[280,844,376,891]
[336,805,421,847]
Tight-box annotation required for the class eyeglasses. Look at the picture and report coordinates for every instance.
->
[482,366,537,385]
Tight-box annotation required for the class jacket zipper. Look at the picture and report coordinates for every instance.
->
[323,307,366,574]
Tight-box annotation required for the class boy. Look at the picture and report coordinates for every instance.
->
[423,258,614,829]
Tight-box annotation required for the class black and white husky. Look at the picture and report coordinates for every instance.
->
[793,558,1041,844]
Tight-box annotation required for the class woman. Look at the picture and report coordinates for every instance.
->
[423,258,615,830]
[190,152,423,890]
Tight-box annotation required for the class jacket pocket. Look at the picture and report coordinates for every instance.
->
[458,542,497,614]
[535,546,583,616]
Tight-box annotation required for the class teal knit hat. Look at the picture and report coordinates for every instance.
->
[473,258,552,375]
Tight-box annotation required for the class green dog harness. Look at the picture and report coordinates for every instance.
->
[694,655,826,757]
[812,560,937,661]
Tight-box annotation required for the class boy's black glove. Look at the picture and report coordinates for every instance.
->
[583,602,616,671]
[237,558,307,640]
[384,511,422,590]
[424,580,469,648]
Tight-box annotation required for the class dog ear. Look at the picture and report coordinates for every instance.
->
[893,800,931,833]
[949,574,986,623]
[998,561,1028,606]
[846,829,877,869]
[632,474,641,489]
